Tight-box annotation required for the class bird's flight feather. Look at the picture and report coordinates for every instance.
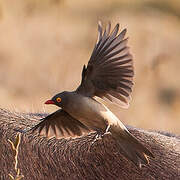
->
[77,22,134,108]
[30,109,91,139]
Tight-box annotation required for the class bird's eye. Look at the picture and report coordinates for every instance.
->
[56,97,61,103]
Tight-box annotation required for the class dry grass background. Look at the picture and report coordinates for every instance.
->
[0,0,180,133]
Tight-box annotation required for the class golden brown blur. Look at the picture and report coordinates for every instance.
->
[0,0,180,133]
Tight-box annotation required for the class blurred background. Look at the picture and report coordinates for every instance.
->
[0,0,179,133]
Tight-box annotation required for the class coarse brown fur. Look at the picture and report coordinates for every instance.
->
[0,108,179,180]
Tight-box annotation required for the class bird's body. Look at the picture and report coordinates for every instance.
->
[60,91,124,132]
[61,92,108,130]
[19,22,154,167]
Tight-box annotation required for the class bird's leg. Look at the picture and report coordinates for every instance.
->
[104,124,111,135]
[100,125,112,138]
[91,125,112,145]
[89,126,112,151]
[91,130,103,145]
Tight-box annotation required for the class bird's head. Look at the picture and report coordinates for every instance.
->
[45,91,68,108]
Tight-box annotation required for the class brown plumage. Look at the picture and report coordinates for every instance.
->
[18,22,154,167]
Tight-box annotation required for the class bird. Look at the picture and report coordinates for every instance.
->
[20,22,154,167]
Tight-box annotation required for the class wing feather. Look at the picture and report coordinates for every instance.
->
[29,109,91,139]
[77,22,134,108]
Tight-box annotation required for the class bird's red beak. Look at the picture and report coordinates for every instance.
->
[45,100,55,105]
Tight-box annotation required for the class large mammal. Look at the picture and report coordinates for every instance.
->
[0,108,179,180]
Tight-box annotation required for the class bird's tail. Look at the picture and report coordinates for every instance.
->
[109,122,154,168]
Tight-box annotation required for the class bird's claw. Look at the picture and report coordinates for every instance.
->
[91,133,102,145]
[103,131,111,136]
[89,128,112,151]
[88,125,112,152]
[88,133,102,152]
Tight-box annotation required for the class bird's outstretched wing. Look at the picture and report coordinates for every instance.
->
[76,22,134,108]
[26,109,91,139]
